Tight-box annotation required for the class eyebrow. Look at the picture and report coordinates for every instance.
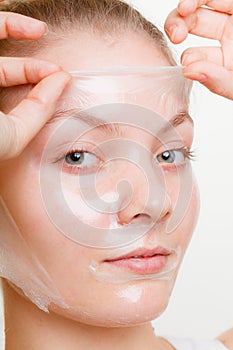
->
[162,111,194,133]
[46,108,193,135]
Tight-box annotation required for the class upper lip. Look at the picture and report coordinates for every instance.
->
[104,246,171,262]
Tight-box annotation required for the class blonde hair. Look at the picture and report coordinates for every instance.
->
[0,0,175,64]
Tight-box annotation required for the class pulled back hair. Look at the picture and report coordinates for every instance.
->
[0,0,176,64]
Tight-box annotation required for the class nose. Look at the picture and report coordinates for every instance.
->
[116,160,172,226]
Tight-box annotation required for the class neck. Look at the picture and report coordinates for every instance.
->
[2,280,169,350]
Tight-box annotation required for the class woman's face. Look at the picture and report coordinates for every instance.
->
[0,30,199,326]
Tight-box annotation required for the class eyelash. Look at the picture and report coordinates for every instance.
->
[174,147,195,161]
[55,145,196,175]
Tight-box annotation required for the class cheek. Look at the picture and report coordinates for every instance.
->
[0,156,102,312]
[61,158,149,229]
[0,154,93,273]
[61,172,117,229]
[182,175,200,235]
[168,173,200,253]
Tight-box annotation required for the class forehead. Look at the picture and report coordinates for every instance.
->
[35,30,170,71]
[33,31,189,123]
[1,30,191,133]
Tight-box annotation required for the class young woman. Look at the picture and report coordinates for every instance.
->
[0,0,232,349]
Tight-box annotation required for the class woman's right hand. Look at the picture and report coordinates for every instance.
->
[0,10,71,161]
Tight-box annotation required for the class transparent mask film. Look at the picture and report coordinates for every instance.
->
[0,67,195,321]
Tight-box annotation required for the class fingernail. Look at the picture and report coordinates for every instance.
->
[59,71,72,84]
[178,0,186,8]
[182,53,201,66]
[43,23,49,35]
[26,22,45,34]
[179,0,188,5]
[23,18,46,33]
[183,71,208,83]
[167,24,178,42]
[26,17,44,26]
[172,27,179,42]
[44,62,61,72]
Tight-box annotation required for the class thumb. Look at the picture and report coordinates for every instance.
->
[182,60,233,100]
[0,70,71,160]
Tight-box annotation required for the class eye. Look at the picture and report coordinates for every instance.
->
[156,149,186,164]
[65,151,99,168]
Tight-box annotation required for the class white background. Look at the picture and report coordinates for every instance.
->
[0,0,232,346]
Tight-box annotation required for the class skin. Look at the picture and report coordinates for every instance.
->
[0,12,199,350]
[0,28,199,350]
[0,0,231,349]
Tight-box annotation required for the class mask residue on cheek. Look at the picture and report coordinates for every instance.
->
[0,197,69,312]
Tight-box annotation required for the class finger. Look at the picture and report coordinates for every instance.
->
[0,57,61,87]
[182,61,233,100]
[165,7,230,44]
[182,45,233,71]
[0,12,47,40]
[0,71,71,160]
[178,0,233,17]
[165,9,188,42]
[181,46,224,67]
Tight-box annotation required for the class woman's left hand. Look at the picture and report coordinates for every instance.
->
[165,0,233,100]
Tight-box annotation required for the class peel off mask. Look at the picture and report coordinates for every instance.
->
[0,67,196,322]
[40,66,194,249]
[0,197,68,312]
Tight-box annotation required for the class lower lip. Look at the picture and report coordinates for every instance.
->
[105,255,169,274]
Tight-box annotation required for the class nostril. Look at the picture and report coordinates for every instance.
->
[134,213,140,219]
[161,210,171,223]
[131,213,152,226]
[118,212,152,226]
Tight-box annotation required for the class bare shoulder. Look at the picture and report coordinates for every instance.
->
[217,328,233,350]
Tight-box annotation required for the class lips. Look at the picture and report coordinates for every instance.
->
[104,246,171,274]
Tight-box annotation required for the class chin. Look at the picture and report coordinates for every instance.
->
[49,278,173,327]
